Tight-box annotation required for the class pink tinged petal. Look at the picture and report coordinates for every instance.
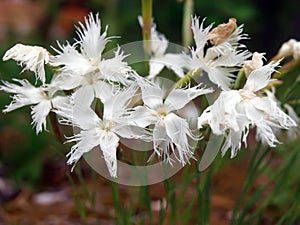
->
[164,113,195,164]
[165,84,213,111]
[76,13,109,58]
[3,44,49,84]
[67,128,101,170]
[138,79,163,109]
[243,61,280,92]
[31,100,52,134]
[99,132,120,178]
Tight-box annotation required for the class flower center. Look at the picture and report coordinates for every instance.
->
[100,120,115,132]
[239,89,256,101]
[155,105,169,118]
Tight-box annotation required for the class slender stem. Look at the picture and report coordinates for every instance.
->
[233,68,246,89]
[175,68,202,88]
[142,0,152,59]
[182,0,194,47]
[49,112,64,144]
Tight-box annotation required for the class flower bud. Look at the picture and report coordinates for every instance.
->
[243,52,264,77]
[276,39,296,59]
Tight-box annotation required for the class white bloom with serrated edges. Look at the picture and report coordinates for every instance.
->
[131,78,213,164]
[0,79,66,134]
[198,61,297,157]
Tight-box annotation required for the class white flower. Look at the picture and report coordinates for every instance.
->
[3,44,50,84]
[0,79,66,134]
[138,17,186,79]
[57,85,150,178]
[50,13,133,101]
[198,60,297,158]
[131,78,213,164]
[188,17,250,90]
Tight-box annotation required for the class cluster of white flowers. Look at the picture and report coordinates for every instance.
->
[1,13,298,177]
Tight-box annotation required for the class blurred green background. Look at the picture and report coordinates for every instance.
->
[0,0,299,188]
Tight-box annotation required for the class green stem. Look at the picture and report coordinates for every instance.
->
[142,0,152,59]
[175,69,202,88]
[182,0,194,47]
[49,112,64,144]
[233,68,246,89]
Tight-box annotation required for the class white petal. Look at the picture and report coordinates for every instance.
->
[164,113,195,164]
[50,42,91,75]
[207,67,235,90]
[137,78,163,109]
[103,85,138,120]
[72,86,95,107]
[67,128,101,168]
[198,107,212,129]
[191,17,212,51]
[0,79,45,112]
[93,81,115,102]
[221,130,244,158]
[163,53,187,77]
[165,84,213,111]
[3,44,49,84]
[243,100,265,122]
[98,47,132,84]
[76,13,110,58]
[148,59,165,79]
[50,72,82,91]
[31,100,52,134]
[255,122,279,147]
[152,120,169,158]
[114,124,151,141]
[128,106,156,127]
[243,61,279,92]
[99,132,120,178]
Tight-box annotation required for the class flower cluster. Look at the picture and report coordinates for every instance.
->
[1,13,298,177]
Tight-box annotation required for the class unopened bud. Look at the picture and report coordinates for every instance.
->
[292,41,300,60]
[208,18,237,45]
[276,39,296,59]
[243,52,264,77]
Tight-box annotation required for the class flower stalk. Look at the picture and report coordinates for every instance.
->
[182,0,194,47]
[142,0,152,59]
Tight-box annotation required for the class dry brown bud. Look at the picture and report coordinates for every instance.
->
[208,18,237,45]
